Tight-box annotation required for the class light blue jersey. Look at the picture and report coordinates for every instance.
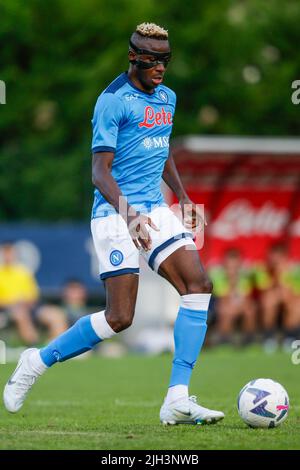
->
[91,72,176,218]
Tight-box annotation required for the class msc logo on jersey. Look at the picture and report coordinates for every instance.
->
[139,106,172,128]
[159,90,168,103]
[142,136,169,150]
[110,250,124,266]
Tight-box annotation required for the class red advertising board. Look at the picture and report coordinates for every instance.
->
[171,138,300,265]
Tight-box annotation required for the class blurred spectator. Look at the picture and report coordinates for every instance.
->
[61,279,88,326]
[210,248,256,345]
[0,241,67,344]
[37,304,68,340]
[0,241,39,344]
[254,242,300,352]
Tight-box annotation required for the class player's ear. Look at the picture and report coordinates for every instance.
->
[128,50,136,61]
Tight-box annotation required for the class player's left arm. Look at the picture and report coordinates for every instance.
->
[162,151,206,230]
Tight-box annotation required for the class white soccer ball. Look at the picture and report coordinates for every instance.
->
[237,378,289,428]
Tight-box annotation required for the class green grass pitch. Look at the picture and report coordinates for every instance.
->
[0,347,299,450]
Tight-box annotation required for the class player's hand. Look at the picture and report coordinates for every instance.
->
[127,212,159,251]
[179,197,207,231]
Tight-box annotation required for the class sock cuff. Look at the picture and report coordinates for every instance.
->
[90,310,116,340]
[79,315,100,344]
[31,349,48,373]
[166,384,188,404]
[180,293,211,311]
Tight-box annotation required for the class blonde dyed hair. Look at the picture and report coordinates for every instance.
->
[135,22,168,40]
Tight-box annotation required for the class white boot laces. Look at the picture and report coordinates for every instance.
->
[15,373,37,397]
[189,395,198,404]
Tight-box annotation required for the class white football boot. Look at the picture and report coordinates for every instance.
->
[160,395,225,425]
[3,348,42,413]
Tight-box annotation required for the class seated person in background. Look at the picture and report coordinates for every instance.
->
[0,241,67,344]
[37,304,68,341]
[210,248,256,345]
[61,279,88,326]
[254,242,300,351]
[0,241,39,345]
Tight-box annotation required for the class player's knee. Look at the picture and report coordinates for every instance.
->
[186,274,213,294]
[112,316,133,332]
[202,276,213,293]
[105,310,134,332]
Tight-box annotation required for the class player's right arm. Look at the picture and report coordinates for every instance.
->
[91,93,158,251]
[92,153,158,251]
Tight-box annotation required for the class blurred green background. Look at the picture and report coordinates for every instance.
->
[1,0,299,221]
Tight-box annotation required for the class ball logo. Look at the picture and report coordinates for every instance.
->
[276,405,289,411]
[138,106,172,128]
[110,250,124,266]
[275,397,289,423]
[159,90,168,103]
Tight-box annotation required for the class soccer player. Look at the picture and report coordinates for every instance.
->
[3,22,224,425]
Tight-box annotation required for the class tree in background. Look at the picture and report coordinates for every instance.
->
[0,0,299,221]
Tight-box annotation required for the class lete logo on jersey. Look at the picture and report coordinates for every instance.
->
[138,106,172,128]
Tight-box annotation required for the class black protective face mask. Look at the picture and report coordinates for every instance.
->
[129,40,171,69]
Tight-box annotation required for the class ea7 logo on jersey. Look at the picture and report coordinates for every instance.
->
[143,136,169,150]
[139,106,172,128]
[124,93,139,101]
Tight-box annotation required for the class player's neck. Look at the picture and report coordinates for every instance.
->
[127,69,155,95]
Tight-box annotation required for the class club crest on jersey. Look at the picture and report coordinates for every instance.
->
[110,250,124,266]
[138,106,172,128]
[159,90,168,103]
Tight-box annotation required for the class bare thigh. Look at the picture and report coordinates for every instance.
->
[104,274,139,332]
[157,245,212,295]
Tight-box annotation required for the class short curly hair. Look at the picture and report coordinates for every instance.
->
[135,22,168,40]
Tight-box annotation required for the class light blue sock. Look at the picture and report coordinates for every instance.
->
[40,314,102,367]
[169,301,208,387]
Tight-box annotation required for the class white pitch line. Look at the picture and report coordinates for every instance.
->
[0,429,107,437]
[30,400,88,407]
[28,399,160,408]
[114,399,161,407]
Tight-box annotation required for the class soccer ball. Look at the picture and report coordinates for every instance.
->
[237,378,289,428]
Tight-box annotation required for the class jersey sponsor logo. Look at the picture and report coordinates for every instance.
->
[110,250,124,266]
[142,136,169,150]
[159,90,168,103]
[138,106,172,128]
